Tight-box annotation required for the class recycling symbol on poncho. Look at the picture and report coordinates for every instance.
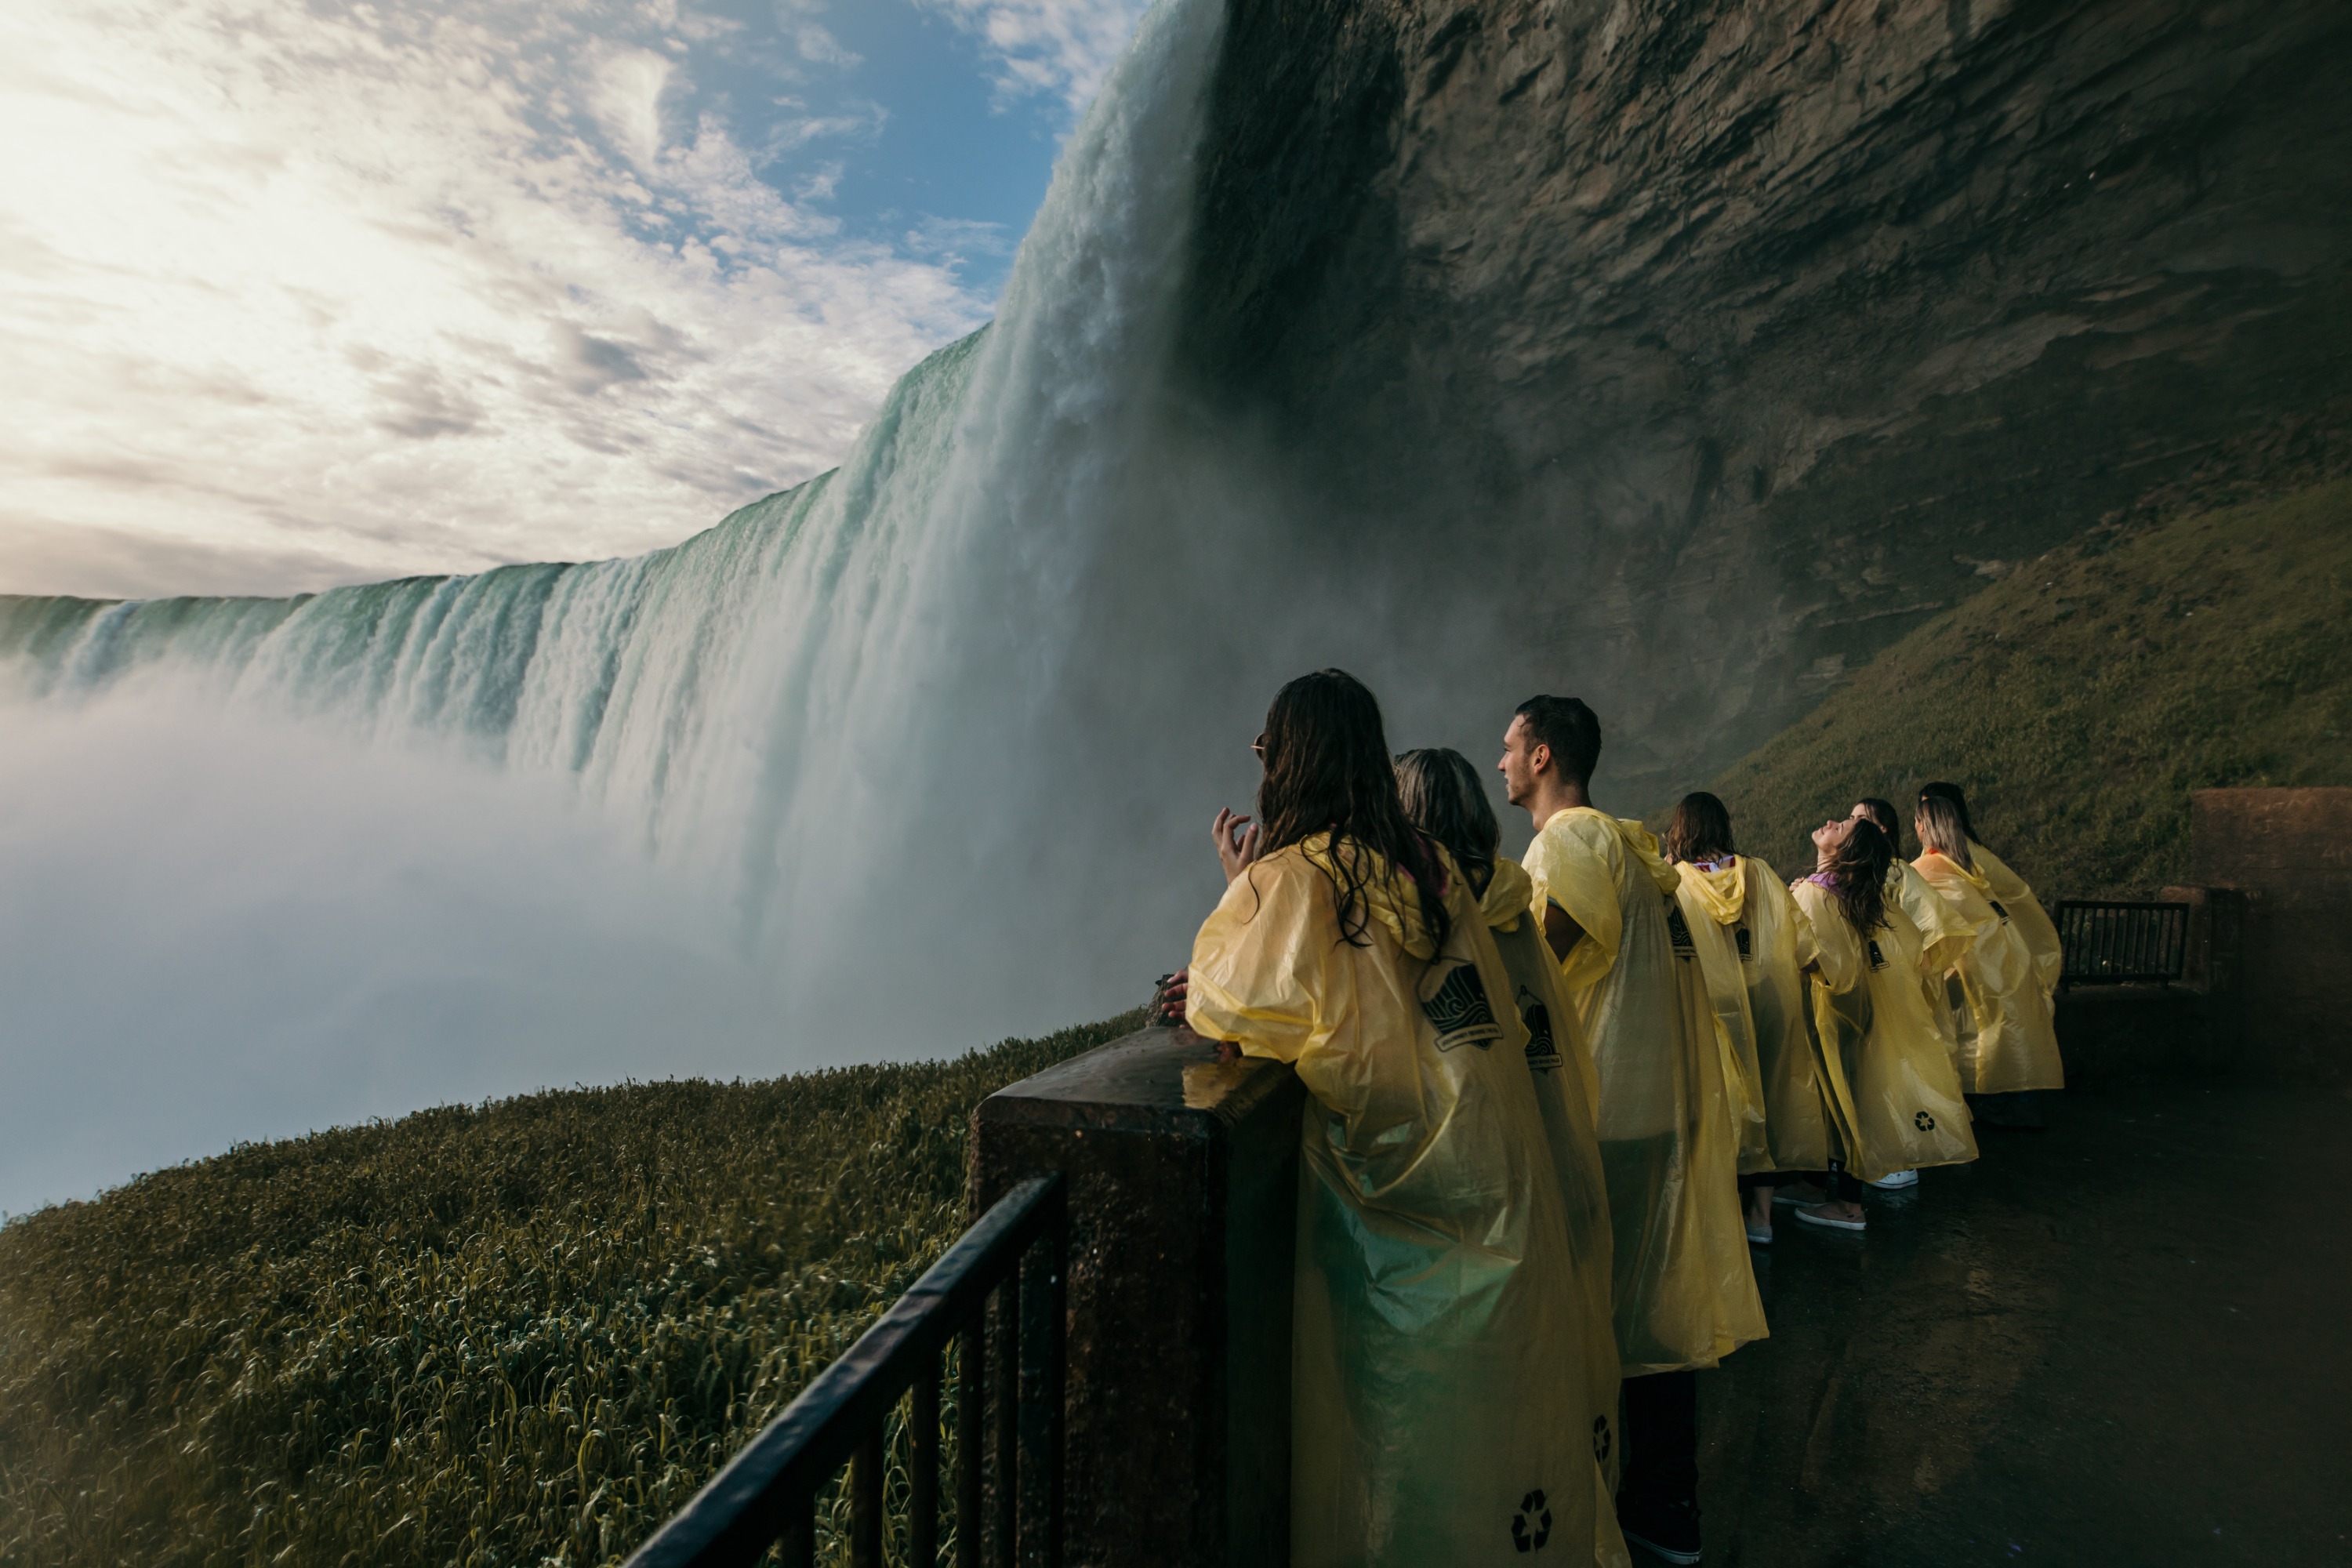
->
[1915,1110,1937,1131]
[1511,1490,1552,1552]
[1592,1415,1612,1463]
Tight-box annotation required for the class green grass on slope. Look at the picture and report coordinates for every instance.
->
[0,1011,1143,1568]
[1704,480,2352,896]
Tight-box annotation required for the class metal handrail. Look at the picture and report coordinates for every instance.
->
[2056,899,2191,986]
[623,1173,1069,1568]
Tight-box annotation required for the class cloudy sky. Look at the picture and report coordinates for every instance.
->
[0,0,1149,599]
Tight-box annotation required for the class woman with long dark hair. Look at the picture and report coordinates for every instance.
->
[1187,673,1624,1568]
[1787,815,1978,1231]
[1662,792,1818,1243]
[1844,797,1978,1191]
[1911,784,2066,1120]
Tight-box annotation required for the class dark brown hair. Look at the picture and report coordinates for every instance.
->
[1512,695,1601,785]
[1393,748,1501,898]
[1853,797,1900,842]
[1820,816,1893,935]
[1255,670,1449,950]
[1664,791,1737,865]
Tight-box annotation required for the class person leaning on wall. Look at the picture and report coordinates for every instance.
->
[1183,670,1628,1568]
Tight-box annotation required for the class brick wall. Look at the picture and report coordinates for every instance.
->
[2190,788,2352,1084]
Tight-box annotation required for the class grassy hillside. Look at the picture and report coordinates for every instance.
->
[1702,479,2352,895]
[0,1012,1142,1568]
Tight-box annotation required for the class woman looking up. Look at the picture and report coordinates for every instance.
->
[1663,792,1822,1246]
[1187,673,1626,1568]
[1788,816,1979,1232]
[1394,745,1621,1501]
[1910,783,2066,1124]
[1846,797,1978,1192]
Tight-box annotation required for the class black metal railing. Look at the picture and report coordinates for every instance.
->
[623,1174,1068,1568]
[2056,900,2191,985]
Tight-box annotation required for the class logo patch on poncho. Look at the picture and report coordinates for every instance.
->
[1867,938,1888,971]
[1665,901,1697,955]
[1517,988,1563,1072]
[1735,924,1753,959]
[1423,961,1504,1051]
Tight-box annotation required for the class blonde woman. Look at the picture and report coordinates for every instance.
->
[1911,782,2065,1125]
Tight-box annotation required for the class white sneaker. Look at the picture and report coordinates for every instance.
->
[1868,1169,1919,1190]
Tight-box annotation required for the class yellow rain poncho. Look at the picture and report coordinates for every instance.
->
[1911,847,2066,1094]
[1523,808,1765,1377]
[1886,859,1976,1057]
[1790,877,1980,1182]
[1675,855,1829,1174]
[1479,857,1620,1487]
[1188,837,1625,1568]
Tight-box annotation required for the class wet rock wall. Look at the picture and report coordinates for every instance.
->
[1179,0,2352,800]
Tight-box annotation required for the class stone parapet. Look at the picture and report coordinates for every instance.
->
[970,1026,1303,1568]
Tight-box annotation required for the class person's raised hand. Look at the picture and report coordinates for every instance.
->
[1212,807,1264,884]
[1149,968,1190,1027]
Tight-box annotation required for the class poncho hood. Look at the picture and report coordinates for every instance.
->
[1678,857,1748,926]
[1479,858,1536,933]
[1299,832,1439,959]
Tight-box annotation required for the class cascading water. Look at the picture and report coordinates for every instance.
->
[1,0,1558,1213]
[0,0,1243,1211]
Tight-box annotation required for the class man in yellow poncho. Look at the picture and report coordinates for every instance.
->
[1663,791,1824,1243]
[1910,782,2065,1125]
[1502,696,1764,1568]
[1188,672,1626,1568]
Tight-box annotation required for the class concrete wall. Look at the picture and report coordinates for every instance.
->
[2190,788,2352,1084]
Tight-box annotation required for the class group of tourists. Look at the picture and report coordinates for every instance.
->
[1155,670,2066,1568]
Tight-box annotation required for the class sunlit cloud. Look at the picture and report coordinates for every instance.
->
[916,0,1154,111]
[0,0,992,597]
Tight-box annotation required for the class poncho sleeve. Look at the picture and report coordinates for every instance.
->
[1971,843,2063,994]
[1896,861,1976,978]
[1521,810,1624,996]
[1791,880,1864,996]
[1185,850,1338,1065]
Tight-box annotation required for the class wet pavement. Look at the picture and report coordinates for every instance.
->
[1692,1080,2352,1567]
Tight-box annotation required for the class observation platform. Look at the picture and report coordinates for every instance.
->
[1698,1078,2351,1567]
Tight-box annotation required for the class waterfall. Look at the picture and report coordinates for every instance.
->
[0,0,1248,1210]
[1,0,1580,1217]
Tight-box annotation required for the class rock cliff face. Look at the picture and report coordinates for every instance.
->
[1180,0,2352,801]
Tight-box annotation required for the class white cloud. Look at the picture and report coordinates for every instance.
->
[916,0,1153,112]
[0,0,991,597]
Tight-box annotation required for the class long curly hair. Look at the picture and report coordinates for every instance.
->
[1664,792,1737,864]
[1393,747,1501,898]
[1819,816,1893,935]
[1255,670,1449,950]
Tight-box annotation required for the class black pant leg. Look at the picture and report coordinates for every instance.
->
[1619,1368,1700,1509]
